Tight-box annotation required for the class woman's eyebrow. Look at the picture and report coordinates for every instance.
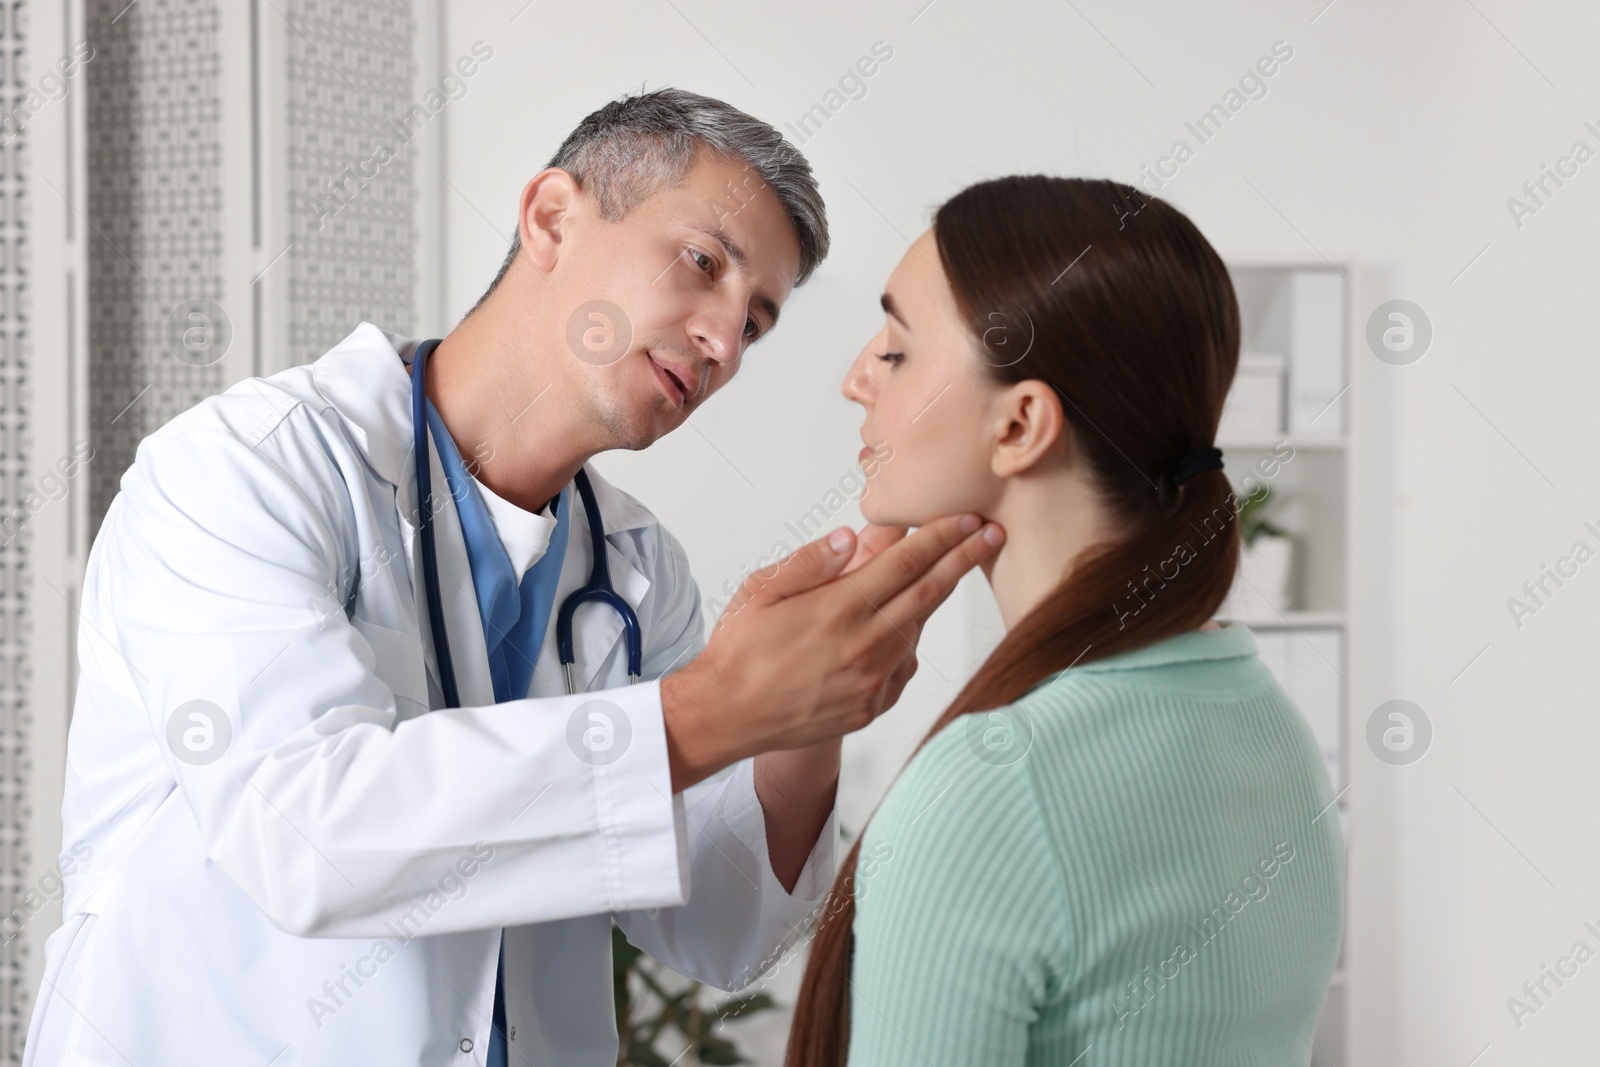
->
[880,291,911,331]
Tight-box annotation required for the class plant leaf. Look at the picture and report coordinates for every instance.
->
[696,1033,745,1065]
[711,992,777,1020]
[624,1037,674,1067]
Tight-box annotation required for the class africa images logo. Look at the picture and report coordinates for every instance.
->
[166,699,232,766]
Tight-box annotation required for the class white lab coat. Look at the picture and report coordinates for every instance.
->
[22,322,837,1066]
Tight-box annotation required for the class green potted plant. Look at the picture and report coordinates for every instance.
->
[1227,486,1293,618]
[613,924,781,1065]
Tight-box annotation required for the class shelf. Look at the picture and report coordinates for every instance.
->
[1226,263,1352,1066]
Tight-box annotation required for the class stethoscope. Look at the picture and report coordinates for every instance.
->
[411,338,642,709]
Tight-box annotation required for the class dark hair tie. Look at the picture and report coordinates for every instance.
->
[1167,446,1224,485]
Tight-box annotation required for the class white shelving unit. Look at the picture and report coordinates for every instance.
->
[1215,262,1354,1067]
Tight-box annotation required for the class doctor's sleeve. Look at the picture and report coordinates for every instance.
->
[99,421,688,938]
[610,526,839,992]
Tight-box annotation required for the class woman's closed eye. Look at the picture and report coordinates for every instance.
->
[877,350,904,366]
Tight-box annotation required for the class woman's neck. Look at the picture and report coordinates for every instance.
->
[978,471,1113,631]
[977,473,1223,634]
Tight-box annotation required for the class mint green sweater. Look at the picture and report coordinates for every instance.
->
[848,621,1344,1065]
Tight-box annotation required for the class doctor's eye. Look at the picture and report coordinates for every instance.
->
[687,248,714,273]
[876,350,904,366]
[744,317,762,341]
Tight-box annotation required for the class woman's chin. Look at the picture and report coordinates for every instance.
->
[862,495,931,531]
[862,480,983,530]
[859,494,892,529]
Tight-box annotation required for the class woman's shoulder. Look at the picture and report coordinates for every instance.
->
[855,715,1071,958]
[860,713,1059,897]
[1017,626,1325,779]
[873,623,1336,848]
[864,644,1219,843]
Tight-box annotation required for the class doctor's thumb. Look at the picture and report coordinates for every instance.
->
[741,527,855,605]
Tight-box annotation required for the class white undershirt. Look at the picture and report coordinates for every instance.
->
[467,472,559,578]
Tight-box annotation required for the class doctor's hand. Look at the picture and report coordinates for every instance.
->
[660,513,1005,792]
[839,522,909,576]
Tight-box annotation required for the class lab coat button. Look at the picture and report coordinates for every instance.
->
[509,1026,516,1039]
[459,1037,473,1053]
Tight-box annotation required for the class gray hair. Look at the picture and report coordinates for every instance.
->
[466,87,829,317]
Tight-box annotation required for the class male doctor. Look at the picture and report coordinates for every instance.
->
[23,88,1004,1065]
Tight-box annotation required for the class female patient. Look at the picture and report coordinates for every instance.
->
[784,177,1343,1066]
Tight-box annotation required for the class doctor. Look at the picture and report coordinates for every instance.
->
[23,88,1005,1065]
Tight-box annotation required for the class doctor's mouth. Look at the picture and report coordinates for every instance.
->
[644,349,698,409]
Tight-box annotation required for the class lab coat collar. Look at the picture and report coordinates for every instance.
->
[309,321,658,533]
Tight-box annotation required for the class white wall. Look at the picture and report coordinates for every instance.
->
[439,1,1600,1062]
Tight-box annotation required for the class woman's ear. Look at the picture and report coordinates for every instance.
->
[990,380,1069,478]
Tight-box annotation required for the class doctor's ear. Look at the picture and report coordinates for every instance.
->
[517,167,581,274]
[989,380,1070,479]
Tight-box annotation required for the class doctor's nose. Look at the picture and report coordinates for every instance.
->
[687,311,745,365]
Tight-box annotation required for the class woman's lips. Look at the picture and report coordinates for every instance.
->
[647,353,687,407]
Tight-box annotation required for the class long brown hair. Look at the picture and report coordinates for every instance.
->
[783,176,1244,1065]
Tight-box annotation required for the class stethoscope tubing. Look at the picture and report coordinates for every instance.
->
[413,338,462,709]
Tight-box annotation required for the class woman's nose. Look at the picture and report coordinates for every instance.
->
[840,343,878,406]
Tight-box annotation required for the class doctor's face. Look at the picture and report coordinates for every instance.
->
[548,150,802,451]
[841,227,1006,527]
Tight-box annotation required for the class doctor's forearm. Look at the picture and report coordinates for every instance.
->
[753,740,841,895]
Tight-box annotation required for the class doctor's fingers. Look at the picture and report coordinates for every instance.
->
[839,624,921,733]
[842,516,1005,633]
[840,523,909,577]
[733,524,862,608]
[876,646,920,716]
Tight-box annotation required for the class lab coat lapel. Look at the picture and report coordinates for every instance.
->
[414,430,498,710]
[392,460,492,710]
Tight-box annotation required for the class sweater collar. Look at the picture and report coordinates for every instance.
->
[1065,619,1258,675]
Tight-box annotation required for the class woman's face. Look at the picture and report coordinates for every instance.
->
[842,227,1004,527]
